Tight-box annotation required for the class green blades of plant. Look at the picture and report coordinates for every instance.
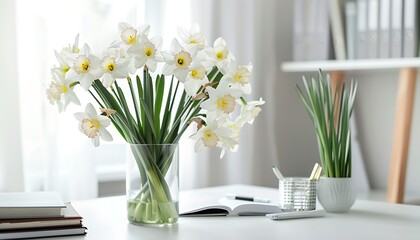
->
[92,80,124,114]
[296,70,357,177]
[155,74,165,137]
[143,69,154,116]
[139,98,157,140]
[169,80,180,113]
[295,85,315,120]
[340,91,351,176]
[88,89,127,141]
[172,100,203,144]
[346,138,352,177]
[114,81,140,139]
[113,113,144,143]
[330,115,339,178]
[175,91,187,121]
[93,82,137,142]
[158,77,174,144]
[206,66,218,82]
[213,71,224,83]
[164,97,194,143]
[348,80,358,117]
[136,75,147,134]
[127,77,143,136]
[88,90,104,108]
[143,69,154,141]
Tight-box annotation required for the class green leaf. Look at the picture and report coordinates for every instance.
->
[154,74,165,136]
[158,78,174,143]
[136,75,146,133]
[295,70,357,178]
[140,98,157,139]
[127,77,143,136]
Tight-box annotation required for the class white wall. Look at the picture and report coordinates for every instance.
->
[275,1,420,196]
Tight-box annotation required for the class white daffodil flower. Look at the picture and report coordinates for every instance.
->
[53,50,71,79]
[127,35,163,72]
[218,118,243,158]
[200,80,242,116]
[62,34,80,54]
[177,23,206,50]
[100,55,130,88]
[162,38,198,81]
[221,60,252,96]
[74,103,113,147]
[190,120,232,152]
[52,34,80,78]
[46,70,80,112]
[183,60,209,96]
[66,44,103,91]
[239,98,265,124]
[118,22,150,46]
[202,37,235,74]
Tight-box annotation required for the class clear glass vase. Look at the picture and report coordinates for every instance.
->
[126,144,179,225]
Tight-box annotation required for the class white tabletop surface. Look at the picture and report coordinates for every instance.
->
[46,185,419,240]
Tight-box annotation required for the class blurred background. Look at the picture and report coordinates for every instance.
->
[1,0,419,203]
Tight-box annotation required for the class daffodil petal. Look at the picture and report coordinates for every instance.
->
[100,128,113,141]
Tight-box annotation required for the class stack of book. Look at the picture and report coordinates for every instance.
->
[0,192,86,240]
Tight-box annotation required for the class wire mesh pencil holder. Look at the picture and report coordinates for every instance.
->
[279,177,316,212]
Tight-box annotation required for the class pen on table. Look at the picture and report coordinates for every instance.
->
[309,163,322,181]
[272,166,285,180]
[225,194,271,203]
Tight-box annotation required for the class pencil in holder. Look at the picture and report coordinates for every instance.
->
[279,177,316,212]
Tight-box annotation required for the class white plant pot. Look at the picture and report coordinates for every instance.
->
[317,177,356,213]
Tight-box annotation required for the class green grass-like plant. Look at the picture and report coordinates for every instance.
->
[295,71,357,178]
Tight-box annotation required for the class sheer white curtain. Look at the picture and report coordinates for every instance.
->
[1,0,196,200]
[1,0,145,200]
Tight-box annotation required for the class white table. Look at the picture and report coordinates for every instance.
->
[52,185,419,240]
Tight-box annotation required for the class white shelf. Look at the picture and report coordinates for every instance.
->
[282,58,420,72]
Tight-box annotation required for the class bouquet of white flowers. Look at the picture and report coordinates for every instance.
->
[46,22,264,224]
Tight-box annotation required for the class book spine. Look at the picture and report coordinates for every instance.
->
[390,0,403,58]
[357,0,368,59]
[345,1,358,60]
[306,0,319,60]
[403,0,419,57]
[329,0,347,60]
[379,0,391,58]
[368,0,379,58]
[293,0,306,61]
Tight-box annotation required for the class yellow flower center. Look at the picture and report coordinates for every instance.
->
[143,42,156,58]
[233,66,251,85]
[233,73,242,83]
[216,94,236,114]
[60,85,68,93]
[191,70,198,77]
[106,63,115,72]
[121,27,137,45]
[81,118,101,138]
[174,51,192,69]
[189,39,197,44]
[74,56,91,74]
[190,66,205,80]
[63,66,70,73]
[101,57,117,73]
[145,48,153,56]
[216,52,224,59]
[214,45,228,61]
[202,130,218,147]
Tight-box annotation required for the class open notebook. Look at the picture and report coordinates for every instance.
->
[179,185,281,216]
